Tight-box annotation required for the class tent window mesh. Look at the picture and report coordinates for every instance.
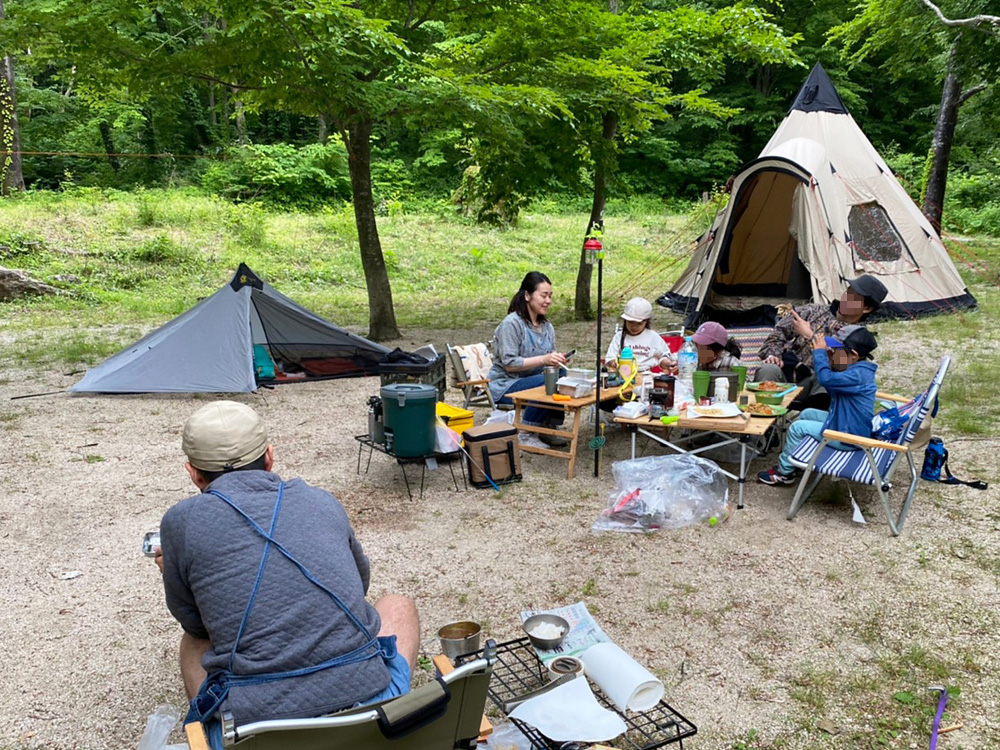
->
[849,203,904,263]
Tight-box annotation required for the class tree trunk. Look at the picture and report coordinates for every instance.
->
[923,40,962,234]
[923,75,961,233]
[574,110,618,320]
[208,85,218,129]
[343,117,400,340]
[140,106,160,183]
[98,121,121,173]
[0,0,25,195]
[233,91,249,146]
[318,115,329,145]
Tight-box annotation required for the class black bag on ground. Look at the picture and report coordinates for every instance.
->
[463,423,522,488]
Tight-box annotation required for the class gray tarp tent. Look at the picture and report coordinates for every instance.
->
[71,263,389,393]
[660,63,977,327]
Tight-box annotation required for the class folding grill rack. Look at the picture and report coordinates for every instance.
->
[458,637,697,749]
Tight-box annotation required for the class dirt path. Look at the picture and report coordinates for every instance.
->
[1,323,998,749]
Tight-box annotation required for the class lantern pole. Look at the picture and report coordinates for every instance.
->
[585,232,606,478]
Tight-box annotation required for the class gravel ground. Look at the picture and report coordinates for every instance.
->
[2,322,999,749]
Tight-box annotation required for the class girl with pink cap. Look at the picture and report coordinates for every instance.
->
[690,321,742,371]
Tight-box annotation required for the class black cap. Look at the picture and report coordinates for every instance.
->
[847,275,888,307]
[829,324,878,360]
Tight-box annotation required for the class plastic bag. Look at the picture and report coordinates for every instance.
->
[434,424,461,453]
[137,704,181,750]
[485,409,515,426]
[487,721,535,750]
[592,454,729,533]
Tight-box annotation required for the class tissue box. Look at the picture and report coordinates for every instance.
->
[557,377,594,398]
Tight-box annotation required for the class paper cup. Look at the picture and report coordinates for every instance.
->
[582,642,664,712]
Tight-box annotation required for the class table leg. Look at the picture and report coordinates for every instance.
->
[419,461,427,499]
[737,441,748,509]
[630,425,637,459]
[566,407,582,480]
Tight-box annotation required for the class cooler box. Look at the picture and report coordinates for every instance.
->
[436,403,475,437]
[379,354,447,401]
[462,423,522,488]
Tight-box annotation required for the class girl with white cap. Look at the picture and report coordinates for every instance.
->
[605,297,675,373]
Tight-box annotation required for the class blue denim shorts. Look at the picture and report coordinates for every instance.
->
[357,635,412,705]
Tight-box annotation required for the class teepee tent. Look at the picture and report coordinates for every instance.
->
[71,264,389,393]
[661,63,977,327]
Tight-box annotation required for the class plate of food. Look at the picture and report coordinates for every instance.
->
[746,380,790,392]
[738,403,788,417]
[688,402,743,419]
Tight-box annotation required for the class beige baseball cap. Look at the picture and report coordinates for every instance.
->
[182,401,269,472]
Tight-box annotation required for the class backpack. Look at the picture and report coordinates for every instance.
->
[920,437,988,490]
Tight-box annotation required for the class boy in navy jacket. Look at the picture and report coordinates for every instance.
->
[759,323,878,485]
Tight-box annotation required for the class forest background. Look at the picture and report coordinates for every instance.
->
[0,0,998,340]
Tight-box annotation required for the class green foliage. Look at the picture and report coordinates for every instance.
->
[201,143,351,208]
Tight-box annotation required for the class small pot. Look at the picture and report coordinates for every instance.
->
[438,621,482,661]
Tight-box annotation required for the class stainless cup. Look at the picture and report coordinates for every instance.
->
[438,621,482,662]
[544,366,559,396]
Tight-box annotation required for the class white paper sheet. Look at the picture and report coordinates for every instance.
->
[508,673,626,742]
[520,602,611,664]
[581,642,665,712]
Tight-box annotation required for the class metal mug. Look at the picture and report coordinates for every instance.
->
[544,366,560,396]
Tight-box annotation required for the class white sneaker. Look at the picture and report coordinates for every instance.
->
[517,431,548,450]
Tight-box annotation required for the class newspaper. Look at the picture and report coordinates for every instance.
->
[520,601,611,664]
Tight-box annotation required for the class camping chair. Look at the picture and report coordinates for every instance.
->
[786,356,950,536]
[447,343,495,409]
[184,646,496,750]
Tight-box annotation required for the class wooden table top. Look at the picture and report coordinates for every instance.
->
[508,384,620,408]
[615,387,802,435]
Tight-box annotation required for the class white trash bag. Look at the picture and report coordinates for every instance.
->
[592,454,729,533]
[137,704,181,750]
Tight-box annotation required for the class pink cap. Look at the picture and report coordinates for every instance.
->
[691,321,728,347]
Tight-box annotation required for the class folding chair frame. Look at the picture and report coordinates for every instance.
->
[447,344,495,410]
[787,356,950,536]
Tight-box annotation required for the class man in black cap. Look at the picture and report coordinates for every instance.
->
[755,275,887,407]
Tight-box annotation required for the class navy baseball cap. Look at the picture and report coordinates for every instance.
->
[825,325,877,359]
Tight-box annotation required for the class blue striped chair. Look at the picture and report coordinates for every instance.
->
[786,356,950,536]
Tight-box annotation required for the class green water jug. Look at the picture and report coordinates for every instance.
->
[380,383,438,457]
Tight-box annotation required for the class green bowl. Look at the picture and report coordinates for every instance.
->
[755,392,785,406]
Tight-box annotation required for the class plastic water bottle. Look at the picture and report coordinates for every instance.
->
[618,346,635,382]
[676,337,697,393]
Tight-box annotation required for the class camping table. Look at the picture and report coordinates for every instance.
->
[509,385,620,480]
[614,387,800,509]
[354,435,466,500]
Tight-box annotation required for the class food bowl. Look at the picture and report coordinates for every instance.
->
[522,614,570,650]
[438,621,482,661]
[754,392,785,406]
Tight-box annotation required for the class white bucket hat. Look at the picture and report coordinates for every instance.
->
[621,297,653,322]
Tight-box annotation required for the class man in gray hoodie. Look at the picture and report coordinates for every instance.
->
[155,401,418,743]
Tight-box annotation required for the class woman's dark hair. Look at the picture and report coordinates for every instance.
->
[709,337,742,359]
[196,452,269,485]
[508,271,552,323]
